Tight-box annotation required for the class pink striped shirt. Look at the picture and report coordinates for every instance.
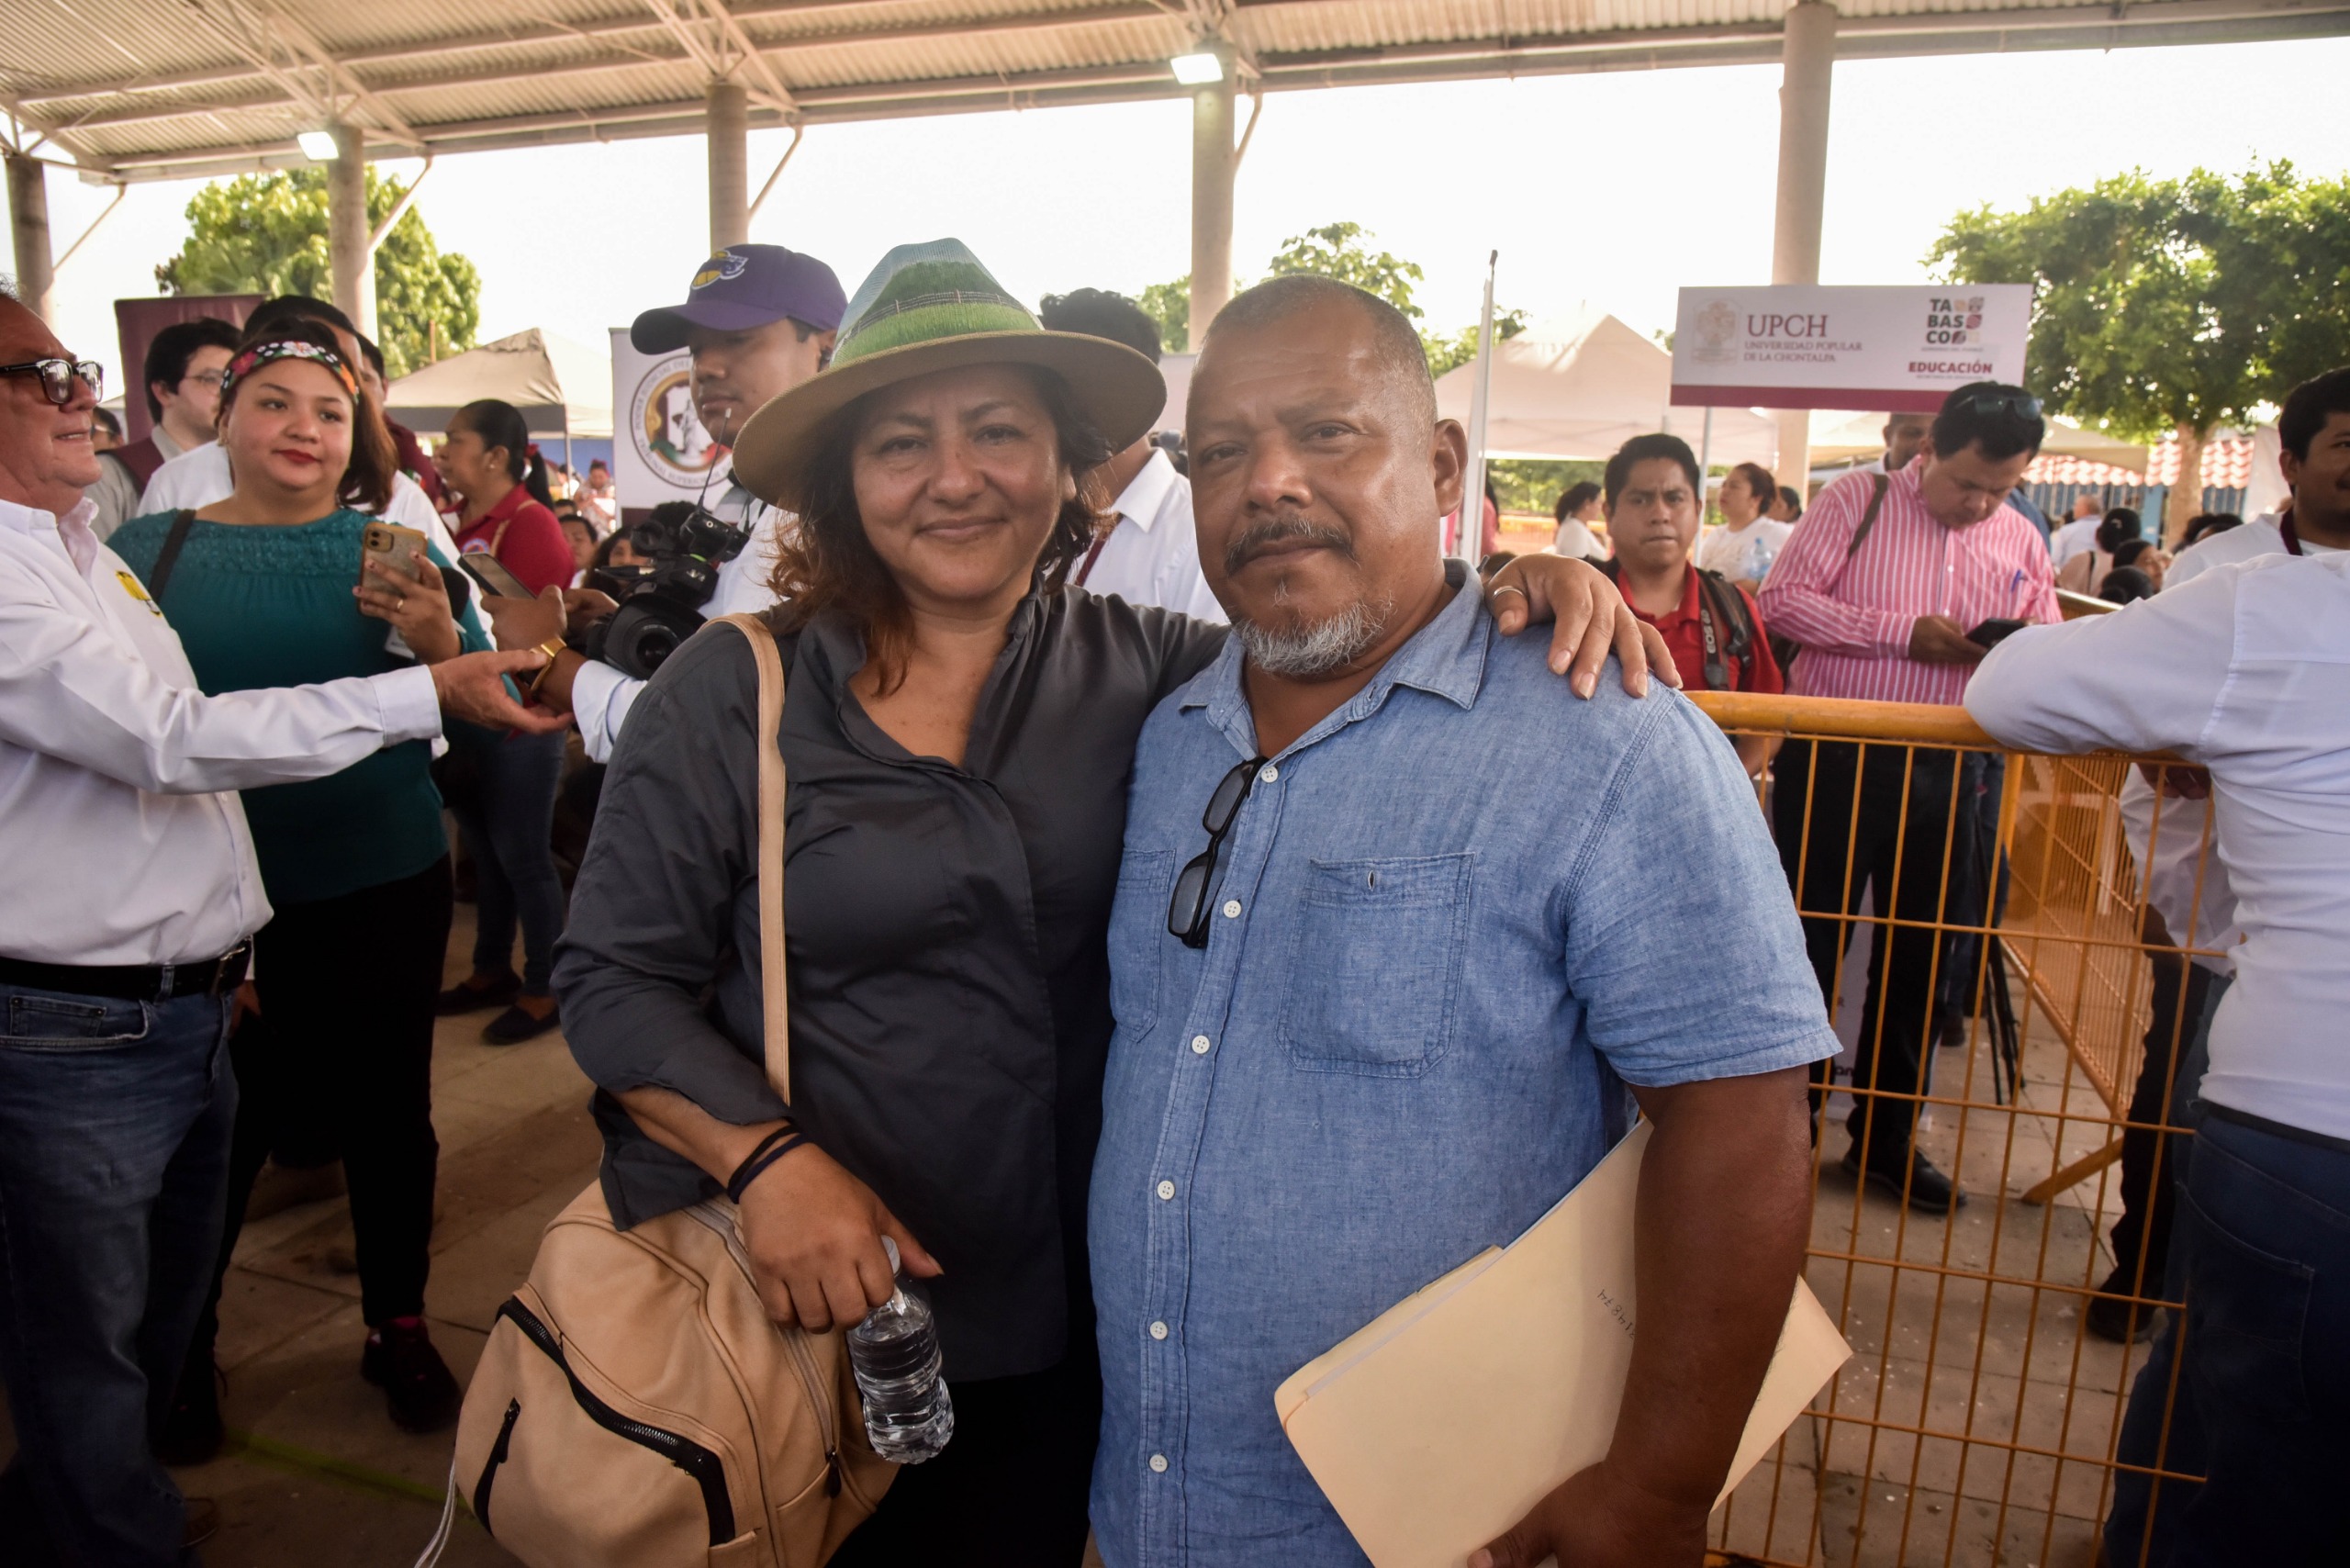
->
[1760,462,2058,706]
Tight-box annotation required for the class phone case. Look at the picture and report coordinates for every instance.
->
[361,522,431,585]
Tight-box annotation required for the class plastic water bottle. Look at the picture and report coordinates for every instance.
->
[846,1238,954,1462]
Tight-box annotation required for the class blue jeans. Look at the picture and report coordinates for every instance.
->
[451,727,567,992]
[2104,1107,2350,1567]
[0,981,236,1567]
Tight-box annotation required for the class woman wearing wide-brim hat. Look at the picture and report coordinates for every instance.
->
[553,240,1658,1562]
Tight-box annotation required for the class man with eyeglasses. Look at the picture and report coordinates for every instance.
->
[1089,275,1839,1568]
[1758,382,2060,1216]
[83,316,241,542]
[0,287,561,1566]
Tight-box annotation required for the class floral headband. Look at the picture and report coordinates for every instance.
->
[219,340,359,399]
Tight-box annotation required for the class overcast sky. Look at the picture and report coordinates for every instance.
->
[17,35,2346,392]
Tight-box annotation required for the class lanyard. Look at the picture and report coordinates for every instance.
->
[2281,508,2304,556]
[1075,528,1112,587]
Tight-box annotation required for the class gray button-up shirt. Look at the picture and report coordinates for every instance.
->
[554,588,1223,1380]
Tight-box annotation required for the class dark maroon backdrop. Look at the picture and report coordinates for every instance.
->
[114,295,263,442]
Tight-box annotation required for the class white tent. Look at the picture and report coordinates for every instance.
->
[1805,409,2150,473]
[385,327,614,451]
[1433,309,1781,466]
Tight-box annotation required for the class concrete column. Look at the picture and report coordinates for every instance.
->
[326,123,376,342]
[1769,1,1837,488]
[1186,62,1236,352]
[6,152,56,326]
[707,82,749,252]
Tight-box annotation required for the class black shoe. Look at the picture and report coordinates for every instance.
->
[361,1320,462,1433]
[436,970,520,1015]
[154,1353,225,1467]
[2086,1266,2160,1342]
[482,998,561,1045]
[1841,1145,1968,1215]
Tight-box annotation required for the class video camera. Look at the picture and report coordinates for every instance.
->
[583,500,750,679]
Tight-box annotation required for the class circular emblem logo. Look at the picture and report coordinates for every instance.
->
[1691,299,1740,364]
[626,355,731,492]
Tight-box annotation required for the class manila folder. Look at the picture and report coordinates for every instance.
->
[1273,1121,1850,1568]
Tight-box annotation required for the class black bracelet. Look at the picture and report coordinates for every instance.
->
[725,1125,809,1204]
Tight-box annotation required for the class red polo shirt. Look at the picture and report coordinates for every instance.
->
[1628,566,1785,695]
[453,484,574,598]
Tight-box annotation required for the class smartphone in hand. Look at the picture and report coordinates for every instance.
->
[1966,617,2029,649]
[359,521,431,586]
[453,551,535,600]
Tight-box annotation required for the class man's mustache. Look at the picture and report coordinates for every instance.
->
[1224,515,1356,577]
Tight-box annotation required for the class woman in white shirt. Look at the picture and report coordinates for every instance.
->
[1551,480,1605,560]
[1695,461,1792,590]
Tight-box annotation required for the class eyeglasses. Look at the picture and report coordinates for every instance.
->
[1952,390,2042,422]
[184,369,227,391]
[1166,756,1266,949]
[1,358,105,407]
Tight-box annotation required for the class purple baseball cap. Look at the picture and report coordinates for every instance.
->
[629,244,848,353]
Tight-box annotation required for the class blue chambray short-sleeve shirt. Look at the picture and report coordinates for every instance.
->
[1088,565,1839,1568]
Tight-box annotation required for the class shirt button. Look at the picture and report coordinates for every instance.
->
[1149,1320,1169,1340]
[1191,1035,1212,1056]
[1149,1453,1169,1473]
[1156,1179,1176,1201]
[1222,899,1241,918]
[1259,764,1279,783]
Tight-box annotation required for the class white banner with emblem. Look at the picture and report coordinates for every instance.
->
[1670,285,2032,413]
[610,328,733,512]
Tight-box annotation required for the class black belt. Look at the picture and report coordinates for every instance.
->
[0,942,251,1002]
[2201,1102,2350,1159]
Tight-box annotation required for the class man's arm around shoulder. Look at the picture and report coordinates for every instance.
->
[1473,1066,1816,1568]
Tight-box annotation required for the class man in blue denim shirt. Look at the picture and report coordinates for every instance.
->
[1091,277,1841,1568]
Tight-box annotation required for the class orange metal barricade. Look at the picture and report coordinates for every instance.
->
[1683,691,2218,1568]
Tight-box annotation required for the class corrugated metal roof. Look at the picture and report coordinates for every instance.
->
[6,0,2344,181]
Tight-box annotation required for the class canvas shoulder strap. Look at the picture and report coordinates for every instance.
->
[1845,473,1892,560]
[144,510,201,605]
[713,612,791,1105]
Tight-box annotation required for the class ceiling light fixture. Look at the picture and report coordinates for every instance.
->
[1169,50,1225,86]
[296,129,340,162]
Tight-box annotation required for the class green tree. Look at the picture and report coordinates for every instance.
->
[157,167,480,380]
[1136,275,1190,354]
[1423,308,1528,380]
[1930,162,2350,542]
[1488,458,1602,518]
[1139,221,1526,377]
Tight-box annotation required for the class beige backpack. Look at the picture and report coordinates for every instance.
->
[423,614,895,1566]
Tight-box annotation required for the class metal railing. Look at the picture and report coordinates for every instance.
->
[1683,690,2214,1568]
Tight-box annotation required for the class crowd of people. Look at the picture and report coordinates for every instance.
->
[1,230,2344,1568]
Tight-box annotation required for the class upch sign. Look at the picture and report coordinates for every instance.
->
[1670,285,2032,412]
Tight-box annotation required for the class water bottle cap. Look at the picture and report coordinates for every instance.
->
[881,1236,901,1274]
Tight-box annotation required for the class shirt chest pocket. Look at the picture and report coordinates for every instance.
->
[1108,850,1174,1042]
[1279,854,1473,1077]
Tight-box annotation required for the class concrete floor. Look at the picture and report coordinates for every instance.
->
[2,909,2151,1568]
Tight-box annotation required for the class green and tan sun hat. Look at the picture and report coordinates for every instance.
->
[729,238,1167,505]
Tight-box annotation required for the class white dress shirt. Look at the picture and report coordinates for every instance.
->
[2048,515,2103,568]
[1073,451,1225,622]
[0,497,442,966]
[1695,518,1792,583]
[2167,512,2342,587]
[1552,517,1604,560]
[569,483,790,764]
[1965,552,2350,1141]
[139,440,460,563]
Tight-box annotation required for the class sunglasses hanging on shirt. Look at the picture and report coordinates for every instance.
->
[1167,756,1267,948]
